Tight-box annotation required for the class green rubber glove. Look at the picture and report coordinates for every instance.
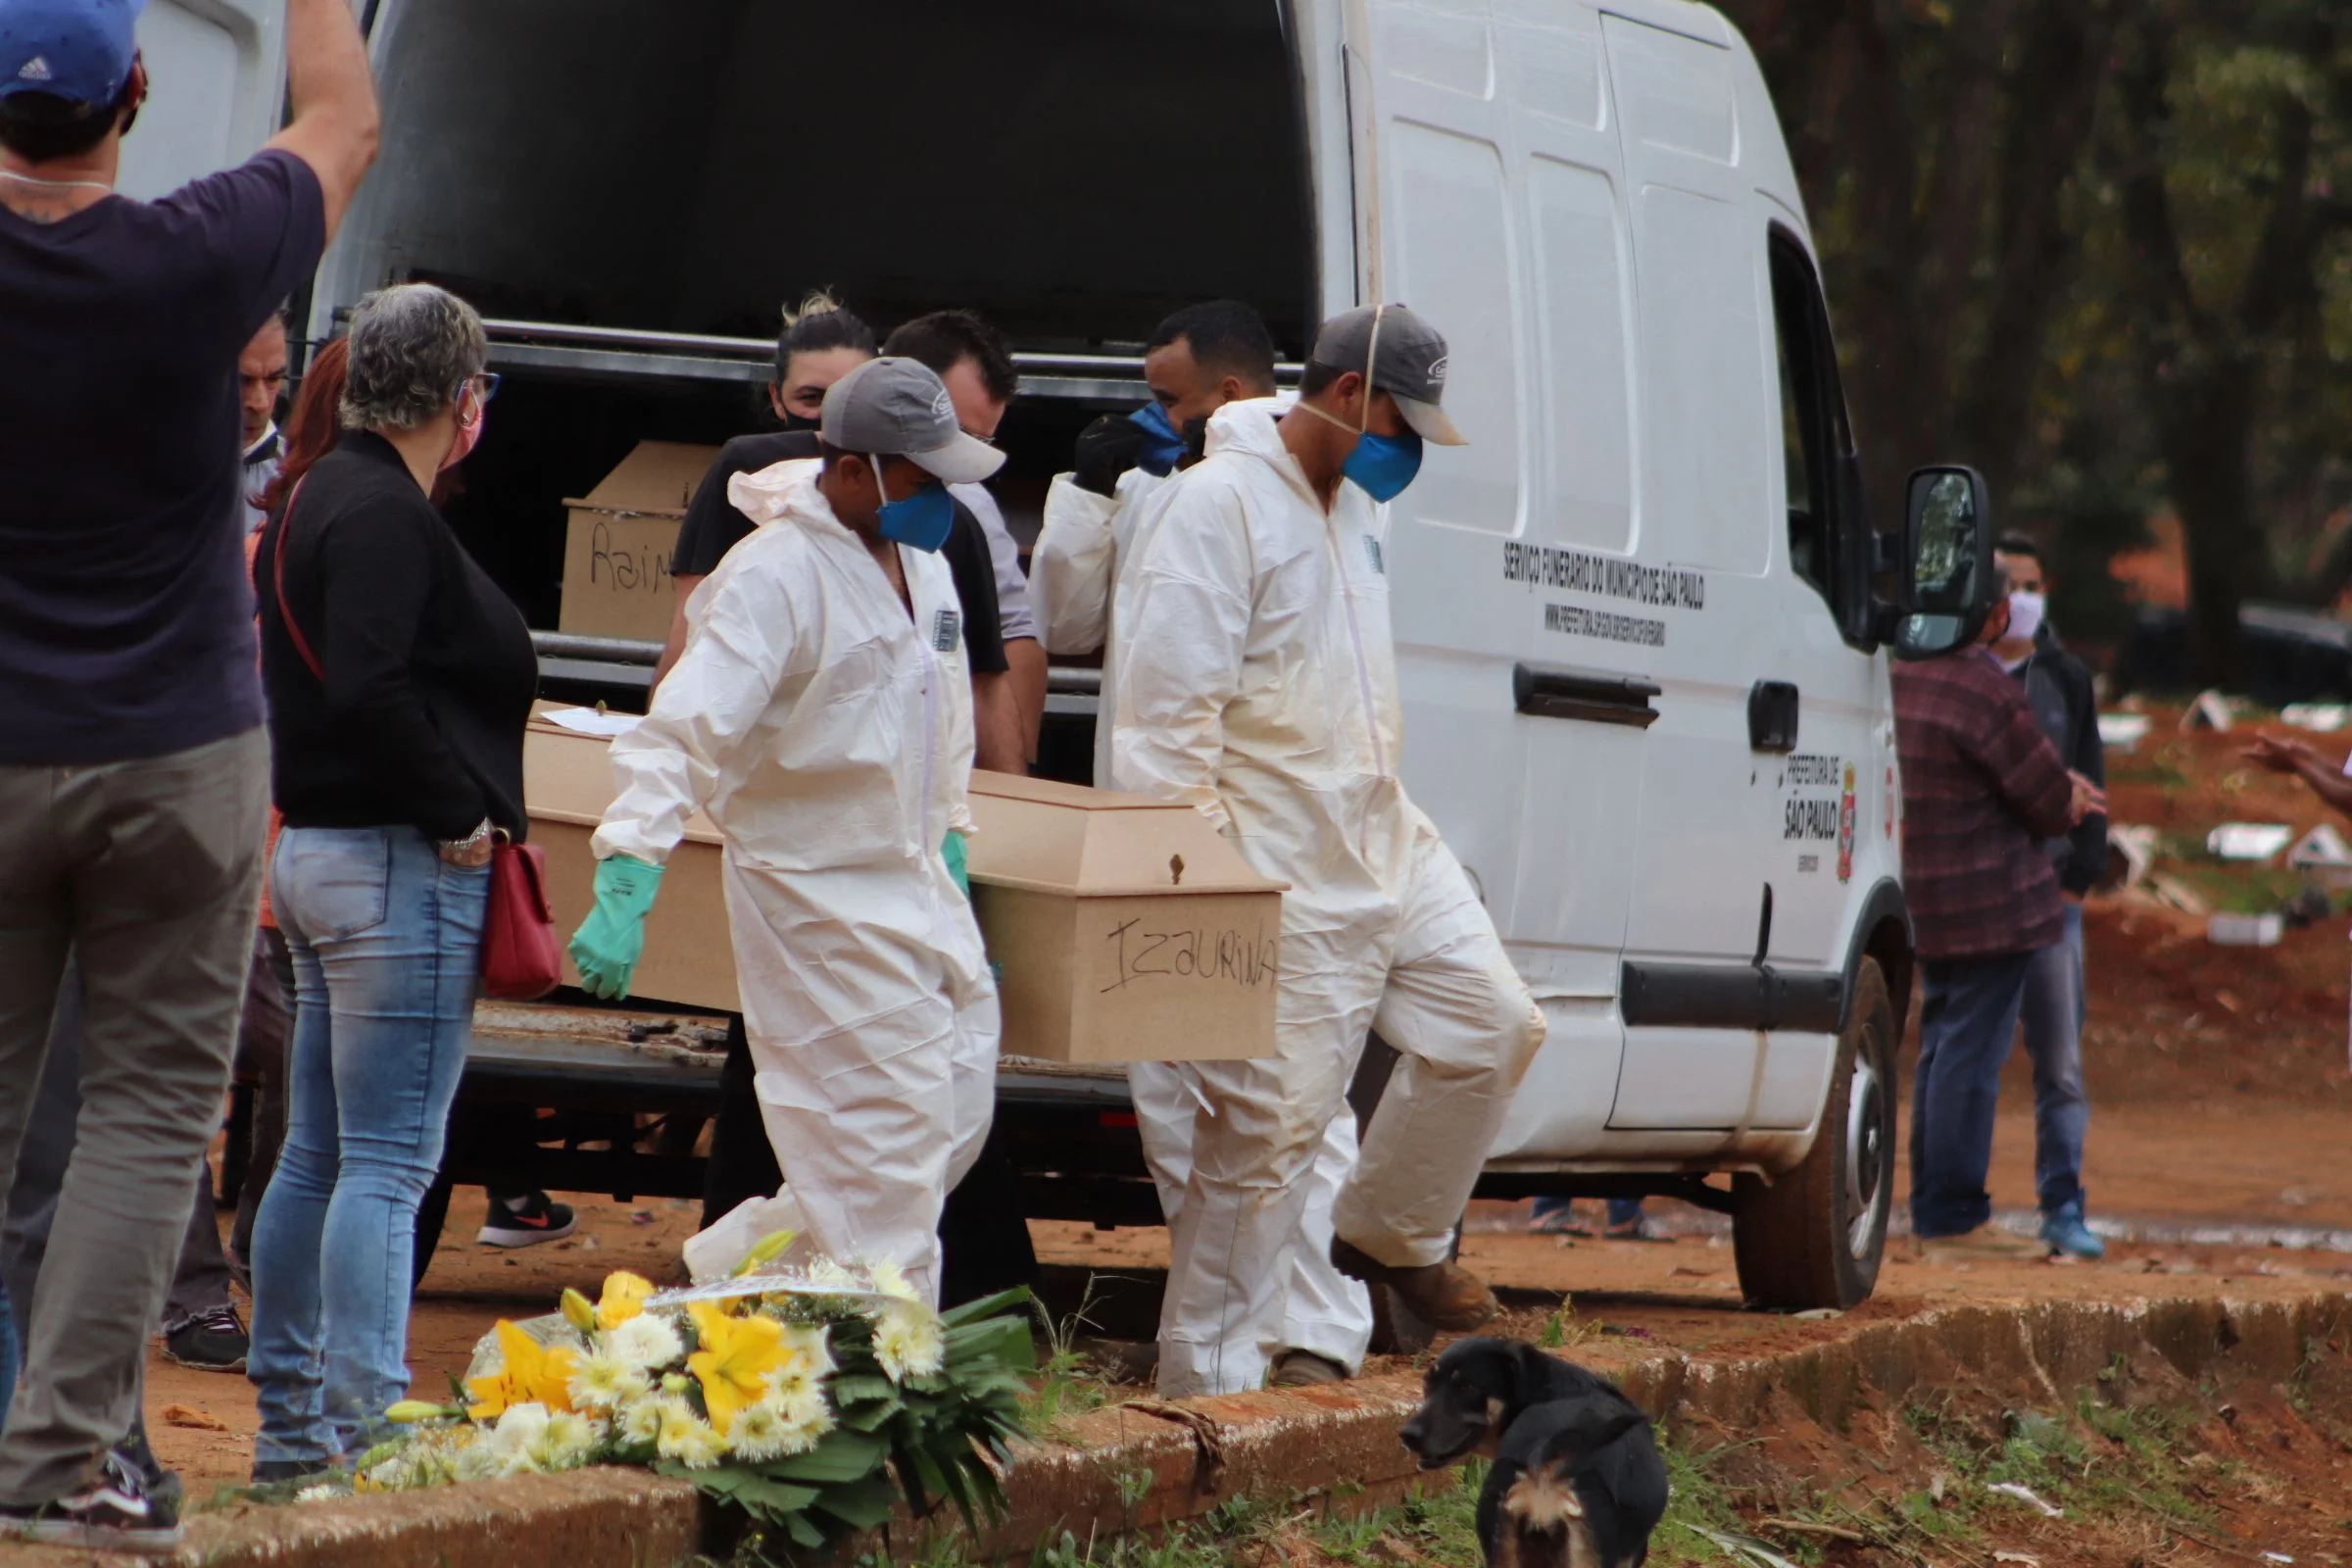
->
[569,854,664,1000]
[943,830,970,898]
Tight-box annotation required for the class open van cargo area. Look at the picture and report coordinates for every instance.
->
[327,0,1315,350]
[321,0,1319,641]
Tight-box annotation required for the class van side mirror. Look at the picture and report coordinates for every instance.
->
[1889,466,1996,661]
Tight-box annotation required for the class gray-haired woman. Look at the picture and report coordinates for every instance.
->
[247,283,535,1479]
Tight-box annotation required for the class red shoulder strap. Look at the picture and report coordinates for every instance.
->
[270,476,324,683]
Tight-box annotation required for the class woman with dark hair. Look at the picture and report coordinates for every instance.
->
[246,283,537,1479]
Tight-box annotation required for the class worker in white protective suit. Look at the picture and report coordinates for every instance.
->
[1113,303,1548,1397]
[1036,300,1375,1389]
[566,357,1005,1307]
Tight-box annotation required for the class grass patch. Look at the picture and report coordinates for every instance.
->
[1022,1278,1115,1438]
[1897,1391,2220,1532]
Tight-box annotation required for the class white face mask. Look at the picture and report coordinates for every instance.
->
[2005,590,2046,645]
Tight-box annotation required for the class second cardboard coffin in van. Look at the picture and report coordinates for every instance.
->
[963,773,1283,1065]
[558,440,718,643]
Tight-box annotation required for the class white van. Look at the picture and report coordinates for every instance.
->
[174,0,1997,1312]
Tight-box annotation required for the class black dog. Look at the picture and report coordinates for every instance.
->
[1400,1338,1668,1568]
[1484,1395,1667,1568]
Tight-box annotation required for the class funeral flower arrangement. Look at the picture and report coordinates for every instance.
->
[362,1253,1034,1550]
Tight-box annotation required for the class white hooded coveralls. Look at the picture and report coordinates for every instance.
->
[1036,431,1374,1375]
[592,461,998,1306]
[1111,402,1546,1396]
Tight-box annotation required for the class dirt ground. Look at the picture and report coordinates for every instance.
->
[119,702,2352,1565]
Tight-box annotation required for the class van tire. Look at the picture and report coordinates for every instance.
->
[1731,956,1896,1311]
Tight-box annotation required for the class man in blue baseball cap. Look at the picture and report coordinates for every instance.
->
[0,0,378,1551]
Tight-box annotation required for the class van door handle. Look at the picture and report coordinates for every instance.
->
[1748,680,1799,752]
[1513,662,1661,728]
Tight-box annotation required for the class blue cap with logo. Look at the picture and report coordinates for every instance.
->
[0,0,144,109]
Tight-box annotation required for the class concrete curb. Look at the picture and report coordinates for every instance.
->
[36,1289,2342,1568]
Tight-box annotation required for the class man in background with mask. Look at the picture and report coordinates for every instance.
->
[566,358,1003,1307]
[1893,570,2104,1263]
[1989,535,2107,1260]
[1041,301,1374,1387]
[1112,303,1547,1397]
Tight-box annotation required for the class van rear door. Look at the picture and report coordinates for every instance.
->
[114,0,286,201]
[1344,0,1652,1155]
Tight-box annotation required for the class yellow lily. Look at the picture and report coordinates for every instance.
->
[466,1320,580,1419]
[595,1271,656,1331]
[686,1303,795,1435]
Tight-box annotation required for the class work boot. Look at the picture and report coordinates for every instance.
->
[1330,1239,1498,1332]
[2038,1200,2107,1261]
[1268,1349,1349,1389]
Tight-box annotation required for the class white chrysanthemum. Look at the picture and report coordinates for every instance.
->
[787,1323,836,1378]
[760,1323,834,1404]
[530,1411,608,1472]
[872,1299,945,1383]
[569,1351,652,1411]
[806,1256,858,1289]
[295,1482,340,1503]
[453,1438,507,1484]
[868,1259,918,1300]
[487,1401,551,1458]
[774,1385,835,1452]
[656,1397,726,1469]
[608,1311,685,1372]
[614,1394,664,1448]
[722,1399,792,1464]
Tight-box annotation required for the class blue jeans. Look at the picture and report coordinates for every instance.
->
[1909,948,2038,1239]
[248,828,488,1466]
[2020,905,2088,1214]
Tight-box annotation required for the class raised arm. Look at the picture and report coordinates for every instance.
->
[264,0,381,244]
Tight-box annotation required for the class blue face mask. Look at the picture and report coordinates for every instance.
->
[1129,401,1187,477]
[871,457,956,552]
[1342,428,1424,503]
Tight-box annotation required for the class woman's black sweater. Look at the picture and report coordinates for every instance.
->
[256,430,536,841]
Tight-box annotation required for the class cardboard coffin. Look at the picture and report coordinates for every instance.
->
[523,721,1282,1060]
[557,440,718,643]
[962,772,1282,1064]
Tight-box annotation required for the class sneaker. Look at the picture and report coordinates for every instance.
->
[1330,1239,1499,1332]
[1269,1349,1349,1388]
[0,1449,182,1553]
[162,1303,250,1373]
[2039,1200,2107,1261]
[476,1191,577,1249]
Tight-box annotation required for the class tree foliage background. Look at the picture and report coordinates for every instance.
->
[1714,0,2352,687]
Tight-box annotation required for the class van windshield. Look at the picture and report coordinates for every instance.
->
[332,0,1315,353]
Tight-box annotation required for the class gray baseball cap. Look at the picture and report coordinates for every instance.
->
[1309,303,1466,446]
[820,356,1005,484]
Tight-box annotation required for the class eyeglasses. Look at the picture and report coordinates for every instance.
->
[471,372,503,403]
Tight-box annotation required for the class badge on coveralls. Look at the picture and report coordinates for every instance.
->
[931,608,960,653]
[1362,535,1385,575]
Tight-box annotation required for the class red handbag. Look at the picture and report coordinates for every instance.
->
[271,481,561,1000]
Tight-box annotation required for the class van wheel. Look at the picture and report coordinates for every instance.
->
[1731,957,1896,1311]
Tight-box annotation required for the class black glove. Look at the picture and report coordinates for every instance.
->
[1072,413,1145,498]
